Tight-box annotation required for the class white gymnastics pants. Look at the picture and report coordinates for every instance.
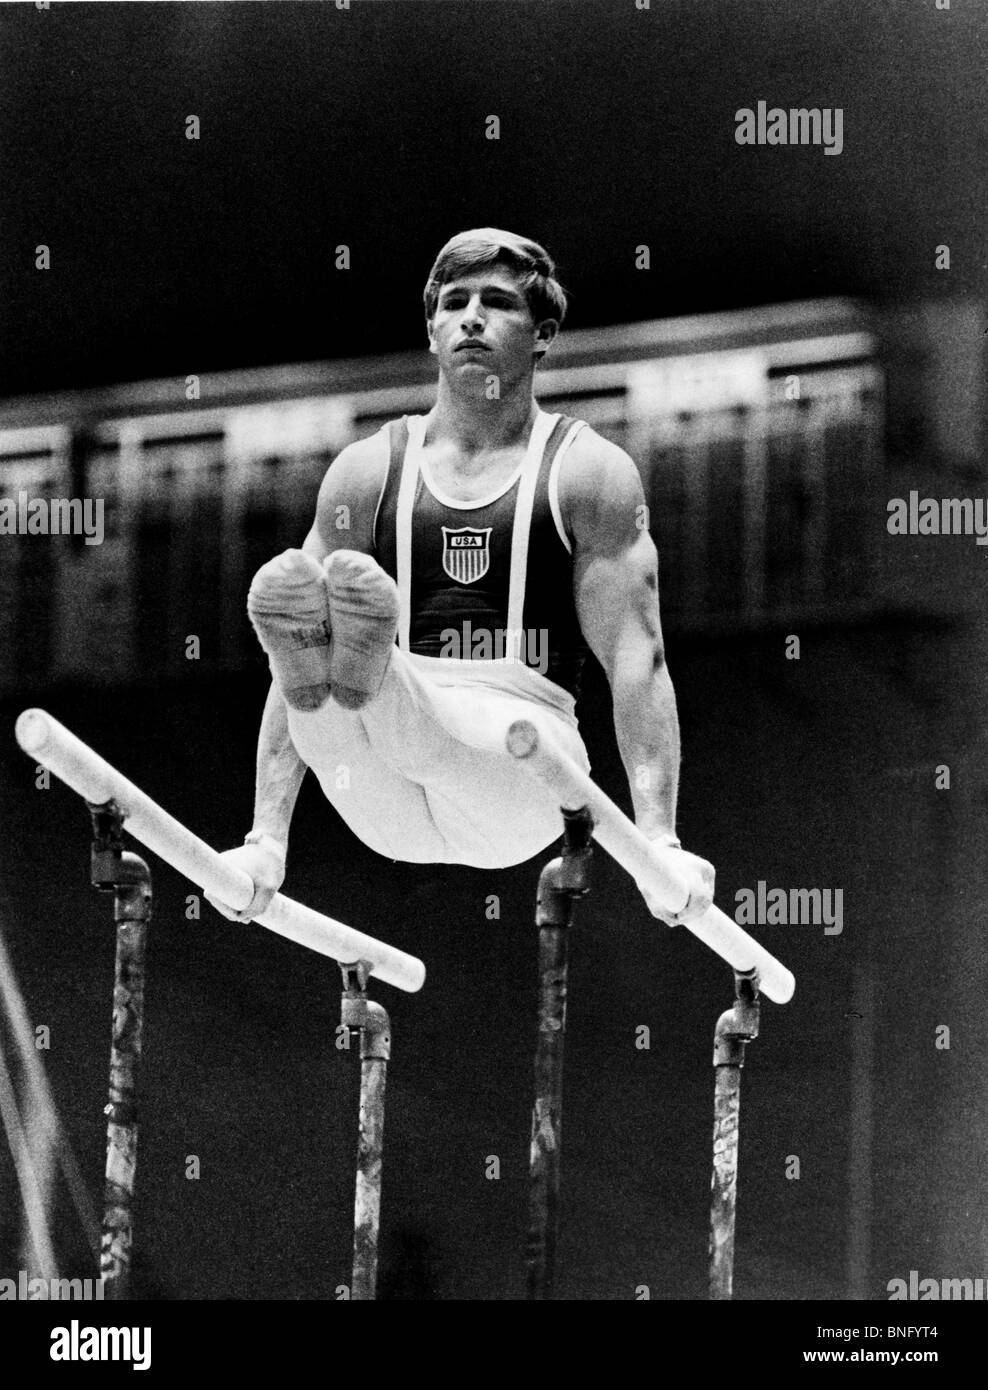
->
[286,649,592,868]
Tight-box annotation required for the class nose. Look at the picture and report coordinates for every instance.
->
[460,295,485,333]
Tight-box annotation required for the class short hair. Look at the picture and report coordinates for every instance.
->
[423,228,568,328]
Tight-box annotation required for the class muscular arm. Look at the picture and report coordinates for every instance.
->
[562,432,680,840]
[249,681,308,846]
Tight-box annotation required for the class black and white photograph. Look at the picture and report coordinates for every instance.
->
[0,0,984,1354]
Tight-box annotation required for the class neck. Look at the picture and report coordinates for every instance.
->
[429,374,539,454]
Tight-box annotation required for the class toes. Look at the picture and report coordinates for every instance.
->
[323,550,400,616]
[323,549,390,587]
[248,550,330,622]
[249,549,325,597]
[278,549,325,583]
[323,549,360,574]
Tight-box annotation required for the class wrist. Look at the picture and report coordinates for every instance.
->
[244,830,287,867]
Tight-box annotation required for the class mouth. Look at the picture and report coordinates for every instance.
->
[454,340,490,352]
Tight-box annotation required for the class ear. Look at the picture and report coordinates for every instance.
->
[533,318,559,359]
[426,318,438,357]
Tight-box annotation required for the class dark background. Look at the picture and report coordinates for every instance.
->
[0,0,986,1304]
[0,0,984,396]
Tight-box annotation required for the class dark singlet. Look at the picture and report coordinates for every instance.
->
[374,411,590,699]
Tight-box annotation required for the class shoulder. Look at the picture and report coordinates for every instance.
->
[556,423,646,543]
[318,425,391,501]
[312,423,394,549]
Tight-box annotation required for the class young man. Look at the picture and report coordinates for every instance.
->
[208,229,713,926]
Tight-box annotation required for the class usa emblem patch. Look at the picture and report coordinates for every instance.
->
[441,526,492,585]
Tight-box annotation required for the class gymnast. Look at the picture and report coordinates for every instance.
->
[207,229,714,927]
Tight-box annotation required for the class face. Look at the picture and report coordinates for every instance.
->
[427,264,557,388]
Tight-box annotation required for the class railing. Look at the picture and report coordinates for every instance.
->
[0,299,885,690]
